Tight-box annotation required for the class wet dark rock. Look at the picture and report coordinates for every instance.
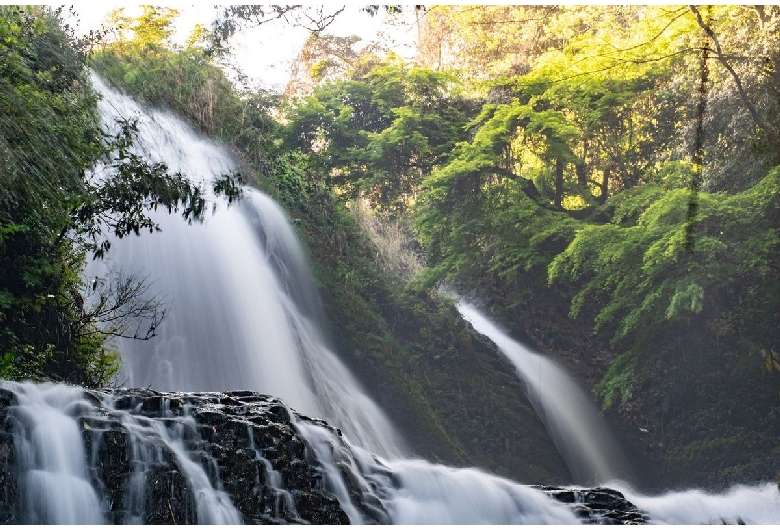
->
[0,390,18,524]
[534,485,649,524]
[0,386,658,525]
[0,388,350,525]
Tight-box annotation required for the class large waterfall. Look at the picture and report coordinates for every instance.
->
[87,74,405,460]
[1,76,777,524]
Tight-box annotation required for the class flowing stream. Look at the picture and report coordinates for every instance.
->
[1,76,776,524]
[456,300,631,485]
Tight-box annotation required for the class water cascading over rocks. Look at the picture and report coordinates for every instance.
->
[0,382,358,524]
[87,74,405,460]
[1,75,777,525]
[1,382,777,525]
[0,382,627,525]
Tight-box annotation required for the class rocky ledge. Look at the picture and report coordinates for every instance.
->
[533,486,649,524]
[0,387,350,524]
[0,386,651,524]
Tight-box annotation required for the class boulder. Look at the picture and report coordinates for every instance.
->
[534,485,649,524]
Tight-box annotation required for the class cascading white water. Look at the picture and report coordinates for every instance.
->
[88,74,404,459]
[293,419,584,525]
[6,75,777,525]
[618,481,780,524]
[0,381,243,525]
[4,382,104,524]
[3,380,777,525]
[291,418,780,525]
[103,401,243,525]
[456,300,631,485]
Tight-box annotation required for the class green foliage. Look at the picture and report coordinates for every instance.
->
[0,7,233,386]
[594,349,638,410]
[283,55,474,216]
[76,122,211,258]
[413,94,588,292]
[92,8,279,153]
[79,340,122,386]
[117,6,179,48]
[549,167,780,347]
[0,7,101,223]
[78,4,780,478]
[0,6,102,384]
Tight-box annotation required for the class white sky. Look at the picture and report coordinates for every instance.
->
[66,4,418,92]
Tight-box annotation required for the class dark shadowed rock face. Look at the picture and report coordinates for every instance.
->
[0,390,18,525]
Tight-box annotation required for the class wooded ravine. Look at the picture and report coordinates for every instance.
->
[0,5,779,523]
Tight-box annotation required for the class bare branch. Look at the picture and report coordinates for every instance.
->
[689,5,777,136]
[212,5,348,50]
[82,269,168,341]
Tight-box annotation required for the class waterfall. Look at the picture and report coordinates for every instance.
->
[291,419,583,525]
[87,74,404,459]
[1,75,776,524]
[3,383,104,524]
[456,300,631,485]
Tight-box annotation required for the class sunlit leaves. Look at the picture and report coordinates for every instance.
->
[103,5,180,52]
[549,167,780,344]
[283,57,471,216]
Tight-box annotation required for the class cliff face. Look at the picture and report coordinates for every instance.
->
[462,266,780,491]
[0,384,653,525]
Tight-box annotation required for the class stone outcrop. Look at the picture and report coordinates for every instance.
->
[534,486,649,524]
[0,386,653,525]
[0,387,349,525]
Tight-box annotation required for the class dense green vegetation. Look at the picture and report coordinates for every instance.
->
[2,5,779,488]
[284,6,779,370]
[276,5,780,486]
[0,6,224,385]
[85,7,571,482]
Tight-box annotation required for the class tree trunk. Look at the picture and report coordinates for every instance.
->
[554,158,564,208]
[599,166,610,204]
[576,141,588,187]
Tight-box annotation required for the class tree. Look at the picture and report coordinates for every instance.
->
[210,5,408,52]
[283,55,473,216]
[284,33,362,98]
[412,98,583,290]
[92,5,279,152]
[416,5,563,78]
[105,5,180,50]
[547,166,780,405]
[682,6,780,191]
[0,6,228,385]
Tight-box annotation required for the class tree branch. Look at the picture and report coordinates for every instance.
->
[689,5,777,136]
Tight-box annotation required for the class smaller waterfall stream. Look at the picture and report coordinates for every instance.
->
[457,300,631,485]
[7,383,103,524]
